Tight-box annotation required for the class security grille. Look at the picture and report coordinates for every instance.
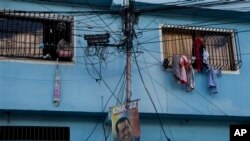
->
[0,9,73,61]
[162,24,242,71]
[0,126,70,140]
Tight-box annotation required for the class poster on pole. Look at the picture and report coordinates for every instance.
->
[111,100,140,141]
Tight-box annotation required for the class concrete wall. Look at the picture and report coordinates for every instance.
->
[1,0,250,141]
[1,111,242,141]
[135,12,250,116]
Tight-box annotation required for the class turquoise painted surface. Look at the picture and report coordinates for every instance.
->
[1,1,250,141]
[1,0,250,118]
[0,113,235,141]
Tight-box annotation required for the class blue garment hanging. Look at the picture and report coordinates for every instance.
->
[207,64,218,94]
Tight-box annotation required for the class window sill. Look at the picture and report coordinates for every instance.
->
[0,57,75,65]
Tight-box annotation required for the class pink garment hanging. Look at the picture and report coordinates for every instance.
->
[179,55,190,84]
[54,59,60,106]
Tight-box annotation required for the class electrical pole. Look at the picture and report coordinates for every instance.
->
[124,0,134,103]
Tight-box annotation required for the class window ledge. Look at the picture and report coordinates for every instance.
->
[222,70,240,75]
[0,57,75,65]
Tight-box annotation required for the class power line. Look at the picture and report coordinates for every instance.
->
[78,53,125,141]
[137,11,250,34]
[21,3,123,40]
[140,44,229,116]
[241,52,250,56]
[136,27,250,46]
[82,1,122,42]
[134,35,165,112]
[137,13,248,34]
[139,5,226,31]
[138,0,250,13]
[78,39,128,141]
[141,15,160,30]
[141,47,234,58]
[2,1,248,140]
[194,90,228,115]
[140,39,250,58]
[7,9,118,14]
[139,42,175,140]
[133,48,172,141]
[140,67,204,114]
[77,38,124,141]
[74,15,119,29]
[134,48,204,114]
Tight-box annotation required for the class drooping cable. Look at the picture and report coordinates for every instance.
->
[194,90,228,115]
[76,39,127,141]
[140,47,229,116]
[138,43,175,140]
[132,48,172,141]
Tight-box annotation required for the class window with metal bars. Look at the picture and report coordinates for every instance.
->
[0,126,70,140]
[161,24,242,71]
[0,10,74,61]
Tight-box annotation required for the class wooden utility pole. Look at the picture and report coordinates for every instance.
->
[124,0,134,103]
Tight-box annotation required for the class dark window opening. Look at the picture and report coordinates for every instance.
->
[0,10,74,62]
[0,126,70,141]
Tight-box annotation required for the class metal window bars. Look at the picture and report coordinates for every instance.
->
[0,9,73,61]
[0,126,70,140]
[162,24,242,71]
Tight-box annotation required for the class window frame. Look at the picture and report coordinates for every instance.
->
[159,24,241,73]
[0,11,75,63]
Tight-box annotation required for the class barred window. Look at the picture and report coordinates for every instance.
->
[161,25,242,71]
[0,10,74,61]
[0,126,70,140]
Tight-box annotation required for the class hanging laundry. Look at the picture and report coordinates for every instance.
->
[173,55,195,92]
[54,59,60,106]
[192,38,204,72]
[57,38,73,59]
[203,47,209,64]
[207,64,218,94]
[39,43,44,49]
[162,58,169,70]
[172,55,181,82]
[179,55,190,84]
[186,65,195,92]
[201,47,209,72]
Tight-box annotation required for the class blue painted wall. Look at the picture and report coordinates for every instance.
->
[1,0,250,141]
[1,111,240,141]
[135,12,250,116]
